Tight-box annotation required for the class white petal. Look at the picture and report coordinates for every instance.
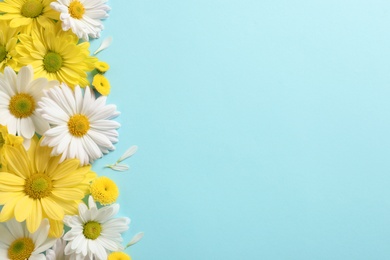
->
[94,36,112,55]
[126,232,144,247]
[117,145,138,163]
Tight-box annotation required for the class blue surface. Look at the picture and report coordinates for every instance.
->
[92,0,390,259]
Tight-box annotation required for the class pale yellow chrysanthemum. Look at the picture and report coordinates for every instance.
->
[0,137,96,237]
[0,21,20,72]
[0,124,23,171]
[15,24,97,88]
[108,252,132,260]
[90,176,119,205]
[0,0,59,35]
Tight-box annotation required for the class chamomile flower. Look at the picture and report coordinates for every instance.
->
[63,196,130,260]
[0,137,96,237]
[51,0,110,41]
[0,66,57,149]
[0,0,59,35]
[90,176,119,205]
[38,84,120,166]
[0,21,20,72]
[0,218,56,260]
[15,24,97,88]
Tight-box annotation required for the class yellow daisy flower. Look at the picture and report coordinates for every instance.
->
[90,176,119,205]
[15,24,97,88]
[108,252,132,260]
[0,137,96,237]
[92,73,111,95]
[0,21,20,71]
[0,0,59,35]
[0,124,23,171]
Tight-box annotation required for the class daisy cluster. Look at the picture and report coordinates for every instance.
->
[0,0,141,259]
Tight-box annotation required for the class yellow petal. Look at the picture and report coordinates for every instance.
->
[4,146,30,178]
[41,197,63,220]
[0,192,22,204]
[48,219,63,238]
[49,159,79,180]
[56,199,79,215]
[0,173,25,191]
[0,194,23,221]
[35,141,52,173]
[52,174,84,188]
[51,188,84,200]
[45,154,61,177]
[14,195,33,222]
[26,199,42,233]
[26,135,39,168]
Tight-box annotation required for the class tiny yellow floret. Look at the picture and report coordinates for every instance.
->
[108,252,132,260]
[95,61,110,73]
[92,74,111,96]
[90,176,119,205]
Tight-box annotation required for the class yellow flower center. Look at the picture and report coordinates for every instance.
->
[43,52,63,73]
[91,176,119,205]
[24,173,53,199]
[21,0,43,18]
[8,237,35,260]
[9,93,36,118]
[83,221,102,240]
[108,252,132,260]
[0,45,6,62]
[69,1,85,19]
[67,114,90,137]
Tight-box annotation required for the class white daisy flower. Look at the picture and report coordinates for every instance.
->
[38,83,120,166]
[63,196,130,260]
[0,218,56,260]
[50,0,110,41]
[0,66,57,149]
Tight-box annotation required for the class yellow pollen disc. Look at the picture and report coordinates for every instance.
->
[21,0,44,18]
[83,221,102,240]
[0,45,6,62]
[108,252,132,260]
[67,114,90,137]
[90,176,119,205]
[24,173,53,199]
[8,237,35,260]
[68,1,85,19]
[8,93,36,118]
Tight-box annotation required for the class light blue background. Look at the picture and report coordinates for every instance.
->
[92,0,390,259]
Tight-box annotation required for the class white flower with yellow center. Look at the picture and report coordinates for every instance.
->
[50,0,110,41]
[0,66,57,149]
[63,196,130,260]
[0,218,56,260]
[38,83,120,166]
